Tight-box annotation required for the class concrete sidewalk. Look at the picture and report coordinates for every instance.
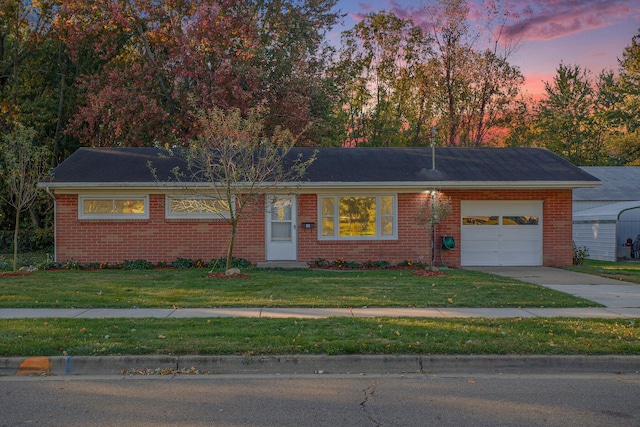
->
[1,267,640,319]
[1,306,640,319]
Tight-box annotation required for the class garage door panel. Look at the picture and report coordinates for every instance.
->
[462,252,500,266]
[461,201,542,266]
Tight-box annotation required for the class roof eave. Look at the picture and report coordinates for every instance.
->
[39,180,602,191]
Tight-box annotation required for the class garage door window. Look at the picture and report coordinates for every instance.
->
[462,216,498,225]
[503,216,538,225]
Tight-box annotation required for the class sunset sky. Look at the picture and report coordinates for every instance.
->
[332,0,640,98]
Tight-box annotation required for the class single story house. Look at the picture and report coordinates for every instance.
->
[573,167,640,261]
[40,147,599,267]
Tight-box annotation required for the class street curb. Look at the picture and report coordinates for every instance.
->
[2,355,639,377]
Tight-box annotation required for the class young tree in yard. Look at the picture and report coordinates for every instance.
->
[414,190,451,270]
[159,107,315,272]
[0,124,50,271]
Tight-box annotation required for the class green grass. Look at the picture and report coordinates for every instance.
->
[2,258,638,357]
[0,317,637,357]
[566,259,640,284]
[0,268,598,308]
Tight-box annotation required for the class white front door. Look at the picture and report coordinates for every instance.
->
[266,195,297,261]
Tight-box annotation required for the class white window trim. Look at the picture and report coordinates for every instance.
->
[318,194,398,240]
[165,195,234,219]
[78,195,149,220]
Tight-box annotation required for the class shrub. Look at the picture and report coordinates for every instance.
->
[573,242,590,266]
[171,258,194,269]
[208,257,252,270]
[311,258,330,268]
[63,259,81,270]
[122,259,154,270]
[333,257,347,268]
[362,259,390,269]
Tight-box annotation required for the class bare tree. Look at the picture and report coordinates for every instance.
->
[0,124,50,271]
[154,107,315,271]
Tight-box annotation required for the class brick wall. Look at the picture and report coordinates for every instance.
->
[54,193,264,264]
[54,189,573,267]
[297,189,573,267]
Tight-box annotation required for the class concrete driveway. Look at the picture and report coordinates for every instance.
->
[468,266,640,310]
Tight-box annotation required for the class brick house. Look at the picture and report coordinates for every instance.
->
[40,147,599,267]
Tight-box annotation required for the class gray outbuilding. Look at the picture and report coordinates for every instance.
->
[573,167,640,261]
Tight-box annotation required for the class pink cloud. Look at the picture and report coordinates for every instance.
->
[502,0,638,41]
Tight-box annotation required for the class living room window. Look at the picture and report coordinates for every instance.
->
[319,195,397,239]
[79,196,148,219]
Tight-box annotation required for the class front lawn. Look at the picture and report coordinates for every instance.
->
[0,268,599,308]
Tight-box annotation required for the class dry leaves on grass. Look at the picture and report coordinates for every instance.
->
[207,272,252,279]
[412,270,448,277]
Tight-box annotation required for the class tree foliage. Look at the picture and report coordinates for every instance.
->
[334,0,524,147]
[607,28,640,164]
[534,63,610,165]
[55,0,340,147]
[505,28,640,166]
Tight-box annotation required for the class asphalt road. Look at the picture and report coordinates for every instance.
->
[2,372,639,427]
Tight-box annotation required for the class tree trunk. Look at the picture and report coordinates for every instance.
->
[12,209,20,272]
[226,221,238,271]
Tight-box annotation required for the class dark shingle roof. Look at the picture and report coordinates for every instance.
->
[574,166,640,201]
[43,146,599,187]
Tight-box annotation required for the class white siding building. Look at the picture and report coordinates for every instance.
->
[573,167,640,261]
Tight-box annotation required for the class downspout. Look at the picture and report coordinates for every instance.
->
[45,187,56,263]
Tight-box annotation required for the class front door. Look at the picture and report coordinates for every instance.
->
[266,195,297,261]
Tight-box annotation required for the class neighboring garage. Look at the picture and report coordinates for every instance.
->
[461,200,543,266]
[573,201,640,261]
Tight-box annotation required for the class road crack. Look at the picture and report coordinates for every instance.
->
[360,379,382,426]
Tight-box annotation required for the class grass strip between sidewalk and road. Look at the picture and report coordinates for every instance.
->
[1,317,638,357]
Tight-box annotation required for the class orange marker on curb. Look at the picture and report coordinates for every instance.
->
[17,357,51,375]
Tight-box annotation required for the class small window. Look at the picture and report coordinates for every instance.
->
[79,196,148,219]
[462,216,498,225]
[319,195,397,240]
[503,216,539,225]
[167,196,232,219]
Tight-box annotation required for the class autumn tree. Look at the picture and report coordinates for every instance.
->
[607,28,640,164]
[0,124,50,271]
[157,107,315,271]
[533,63,615,165]
[56,0,340,147]
[422,0,523,146]
[334,0,524,147]
[336,11,432,146]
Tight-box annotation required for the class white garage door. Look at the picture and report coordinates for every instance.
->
[461,201,543,266]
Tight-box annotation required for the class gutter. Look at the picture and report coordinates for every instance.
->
[38,180,603,192]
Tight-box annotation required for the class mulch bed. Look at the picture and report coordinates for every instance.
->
[0,272,32,278]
